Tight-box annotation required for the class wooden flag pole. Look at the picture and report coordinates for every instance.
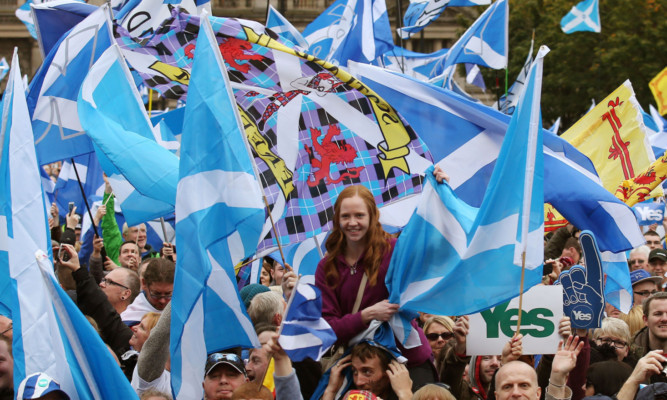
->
[515,251,527,333]
[263,196,289,270]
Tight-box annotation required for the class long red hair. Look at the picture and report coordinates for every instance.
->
[323,185,390,288]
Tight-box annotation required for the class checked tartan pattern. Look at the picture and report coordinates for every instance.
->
[115,9,433,253]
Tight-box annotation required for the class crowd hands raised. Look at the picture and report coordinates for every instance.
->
[4,171,667,400]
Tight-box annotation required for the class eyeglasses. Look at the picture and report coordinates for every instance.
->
[101,277,129,291]
[0,323,11,337]
[596,337,627,349]
[426,332,454,341]
[635,290,659,297]
[147,288,172,300]
[629,259,646,265]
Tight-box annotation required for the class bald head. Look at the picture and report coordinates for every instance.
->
[494,361,540,400]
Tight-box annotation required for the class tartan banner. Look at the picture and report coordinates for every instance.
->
[115,9,433,253]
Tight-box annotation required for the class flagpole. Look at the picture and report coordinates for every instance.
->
[515,251,527,333]
[70,158,105,260]
[395,0,406,73]
[256,273,301,391]
[313,235,325,259]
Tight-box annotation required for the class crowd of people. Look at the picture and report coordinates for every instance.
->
[3,167,667,400]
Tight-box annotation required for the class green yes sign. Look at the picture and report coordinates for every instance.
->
[480,302,555,338]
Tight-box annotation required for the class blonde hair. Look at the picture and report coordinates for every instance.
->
[412,384,456,400]
[423,316,455,335]
[619,305,645,337]
[593,317,631,344]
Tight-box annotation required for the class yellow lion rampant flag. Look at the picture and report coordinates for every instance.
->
[649,66,667,116]
[562,80,660,199]
[616,152,667,206]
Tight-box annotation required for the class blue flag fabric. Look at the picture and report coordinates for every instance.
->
[431,0,508,88]
[0,50,137,399]
[560,0,601,34]
[78,45,178,225]
[31,0,97,57]
[349,62,644,253]
[54,153,105,221]
[170,13,264,399]
[0,57,8,81]
[263,232,326,282]
[497,38,533,115]
[27,5,112,165]
[386,47,548,327]
[279,282,336,362]
[15,0,39,39]
[379,47,449,81]
[303,0,393,66]
[399,0,490,39]
[266,5,309,49]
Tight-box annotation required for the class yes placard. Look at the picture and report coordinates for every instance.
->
[467,285,563,355]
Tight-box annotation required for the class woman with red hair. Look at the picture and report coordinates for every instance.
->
[314,167,448,390]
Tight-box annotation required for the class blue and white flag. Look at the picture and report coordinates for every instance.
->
[465,63,486,90]
[260,232,326,284]
[0,57,8,81]
[398,0,490,39]
[116,0,199,38]
[560,0,601,34]
[266,5,309,49]
[633,201,665,226]
[15,0,40,39]
[379,47,449,81]
[78,44,179,224]
[303,0,393,66]
[497,37,533,115]
[27,5,113,165]
[548,117,561,134]
[170,13,264,399]
[600,250,633,312]
[40,165,56,206]
[279,282,336,362]
[431,0,508,88]
[31,0,97,57]
[386,47,548,328]
[0,50,137,399]
[53,153,105,220]
[349,62,644,253]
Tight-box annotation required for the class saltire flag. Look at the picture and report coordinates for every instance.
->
[15,0,41,39]
[600,251,633,312]
[279,281,336,362]
[302,0,393,66]
[40,165,56,206]
[260,232,327,283]
[497,36,533,115]
[560,0,601,34]
[0,57,8,81]
[170,13,263,399]
[650,66,667,116]
[53,153,105,220]
[378,47,449,81]
[348,62,644,253]
[0,49,137,399]
[465,63,486,90]
[387,47,548,333]
[31,0,97,57]
[26,4,113,165]
[266,4,309,49]
[398,0,490,39]
[562,80,660,201]
[430,0,508,88]
[78,44,179,210]
[117,9,433,253]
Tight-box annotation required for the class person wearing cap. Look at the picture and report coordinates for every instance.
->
[632,270,663,307]
[648,249,667,288]
[203,352,248,400]
[15,373,69,400]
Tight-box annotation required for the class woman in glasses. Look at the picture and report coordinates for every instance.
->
[423,316,455,360]
[591,317,635,365]
[314,167,448,390]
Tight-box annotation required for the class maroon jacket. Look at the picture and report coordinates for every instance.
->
[315,237,431,367]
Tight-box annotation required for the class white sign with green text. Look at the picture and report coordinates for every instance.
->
[467,285,563,355]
